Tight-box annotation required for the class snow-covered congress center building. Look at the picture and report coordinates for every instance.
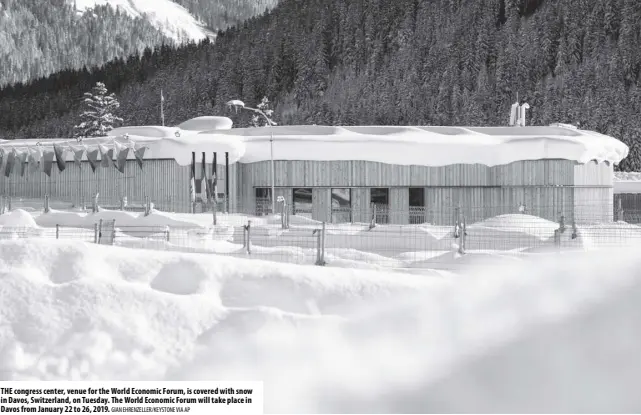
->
[0,116,629,225]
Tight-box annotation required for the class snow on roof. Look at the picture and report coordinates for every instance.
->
[224,124,629,166]
[0,124,629,167]
[176,116,233,131]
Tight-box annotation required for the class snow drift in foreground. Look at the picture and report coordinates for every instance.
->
[1,240,641,413]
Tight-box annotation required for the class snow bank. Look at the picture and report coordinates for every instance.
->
[2,240,641,412]
[0,209,39,228]
[35,209,202,230]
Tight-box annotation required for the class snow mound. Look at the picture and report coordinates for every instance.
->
[74,0,213,41]
[0,209,39,228]
[2,239,641,412]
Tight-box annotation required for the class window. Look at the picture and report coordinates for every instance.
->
[409,187,426,224]
[370,188,389,224]
[293,188,313,218]
[255,187,272,216]
[331,188,352,223]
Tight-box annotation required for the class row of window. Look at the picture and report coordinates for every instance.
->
[255,187,428,224]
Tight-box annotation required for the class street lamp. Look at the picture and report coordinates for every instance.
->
[225,99,278,215]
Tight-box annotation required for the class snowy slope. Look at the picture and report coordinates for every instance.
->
[74,0,214,42]
[2,239,641,412]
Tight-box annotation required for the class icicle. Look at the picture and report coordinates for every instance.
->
[98,144,113,168]
[113,141,128,173]
[86,148,100,172]
[19,149,29,177]
[53,144,67,172]
[4,149,16,177]
[28,147,42,174]
[70,145,86,166]
[41,148,55,177]
[133,144,147,170]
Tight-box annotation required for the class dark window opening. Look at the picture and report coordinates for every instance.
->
[255,187,272,216]
[370,188,389,224]
[409,187,426,224]
[293,188,313,218]
[331,188,352,223]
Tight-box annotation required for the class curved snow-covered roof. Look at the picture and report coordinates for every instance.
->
[218,124,628,166]
[0,124,629,167]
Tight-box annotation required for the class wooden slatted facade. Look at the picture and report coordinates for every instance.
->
[0,156,614,225]
[0,159,238,213]
[239,159,614,225]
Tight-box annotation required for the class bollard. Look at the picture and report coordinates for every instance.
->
[617,198,624,222]
[98,219,103,244]
[93,193,99,213]
[55,224,60,240]
[7,196,11,212]
[94,222,99,243]
[44,194,50,213]
[166,227,170,243]
[120,196,127,211]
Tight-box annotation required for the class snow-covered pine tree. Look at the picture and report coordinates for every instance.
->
[251,96,275,127]
[73,82,123,139]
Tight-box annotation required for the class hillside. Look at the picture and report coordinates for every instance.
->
[1,0,641,170]
[73,0,214,42]
[0,0,277,87]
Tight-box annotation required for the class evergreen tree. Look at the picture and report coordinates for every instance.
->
[74,82,123,138]
[251,97,275,127]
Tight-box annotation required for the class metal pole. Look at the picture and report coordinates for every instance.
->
[225,152,230,213]
[270,130,275,215]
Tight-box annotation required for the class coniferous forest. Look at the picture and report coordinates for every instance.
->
[0,0,171,87]
[1,0,641,170]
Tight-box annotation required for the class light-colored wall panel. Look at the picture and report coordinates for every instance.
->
[389,187,409,224]
[311,188,331,222]
[351,187,370,223]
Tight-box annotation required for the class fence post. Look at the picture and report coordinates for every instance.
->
[55,224,60,240]
[313,229,321,264]
[212,198,217,226]
[369,203,377,229]
[0,195,4,214]
[320,221,326,265]
[7,196,11,212]
[94,222,99,243]
[92,193,99,213]
[617,198,623,222]
[166,227,170,243]
[458,216,467,255]
[245,220,252,255]
[44,194,50,213]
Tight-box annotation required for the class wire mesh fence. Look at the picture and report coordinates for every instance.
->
[2,202,641,272]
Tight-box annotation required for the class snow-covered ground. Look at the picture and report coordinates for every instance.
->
[74,0,214,42]
[2,207,641,272]
[2,238,641,412]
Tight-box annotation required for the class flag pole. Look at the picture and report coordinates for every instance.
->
[160,89,165,126]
